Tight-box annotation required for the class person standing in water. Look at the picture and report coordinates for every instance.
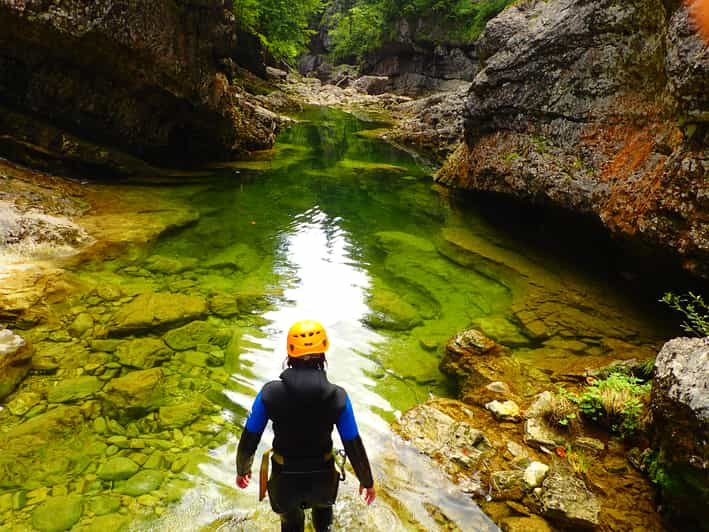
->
[235,319,376,532]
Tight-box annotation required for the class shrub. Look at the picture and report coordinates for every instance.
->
[578,373,651,439]
[661,291,709,337]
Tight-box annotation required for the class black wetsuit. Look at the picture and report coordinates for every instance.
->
[237,367,373,532]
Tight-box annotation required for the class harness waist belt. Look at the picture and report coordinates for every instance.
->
[272,450,333,466]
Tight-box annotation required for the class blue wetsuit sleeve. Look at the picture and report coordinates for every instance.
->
[245,391,268,433]
[336,394,360,442]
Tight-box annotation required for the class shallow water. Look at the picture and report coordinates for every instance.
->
[0,107,673,531]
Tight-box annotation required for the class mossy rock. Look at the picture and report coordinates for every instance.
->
[163,321,231,351]
[47,376,103,403]
[143,255,198,274]
[31,495,83,532]
[96,457,140,481]
[115,338,172,369]
[373,231,437,254]
[109,292,207,336]
[158,400,203,429]
[73,513,130,532]
[364,288,423,331]
[203,243,262,273]
[102,368,165,415]
[114,470,164,496]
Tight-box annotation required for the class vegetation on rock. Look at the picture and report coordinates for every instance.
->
[661,291,709,337]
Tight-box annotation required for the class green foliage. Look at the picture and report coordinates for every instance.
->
[577,373,651,439]
[233,0,323,63]
[660,291,709,337]
[328,0,514,61]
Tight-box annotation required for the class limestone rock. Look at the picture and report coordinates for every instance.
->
[524,461,549,488]
[540,468,600,529]
[68,313,94,338]
[97,457,140,481]
[115,338,172,369]
[523,418,566,450]
[6,391,42,416]
[485,400,522,422]
[208,294,239,318]
[31,495,83,532]
[0,329,32,400]
[650,336,709,527]
[163,321,231,351]
[47,376,102,403]
[396,402,491,475]
[491,470,526,501]
[102,368,165,415]
[352,76,391,95]
[109,292,207,336]
[5,405,84,439]
[437,0,709,279]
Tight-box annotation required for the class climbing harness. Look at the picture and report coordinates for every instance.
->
[335,448,347,482]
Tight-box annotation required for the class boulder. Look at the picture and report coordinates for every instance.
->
[485,400,522,422]
[102,368,165,415]
[540,468,600,529]
[114,470,164,496]
[352,76,391,95]
[649,337,709,528]
[490,470,526,501]
[163,321,231,351]
[524,461,549,488]
[439,329,503,390]
[96,457,140,481]
[0,329,32,400]
[115,338,172,369]
[158,401,203,429]
[31,495,83,532]
[523,417,566,450]
[396,401,491,475]
[364,288,423,331]
[68,313,94,338]
[109,292,207,336]
[47,376,103,403]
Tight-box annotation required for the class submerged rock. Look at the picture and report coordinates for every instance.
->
[439,328,503,390]
[31,495,83,532]
[0,329,32,400]
[163,321,231,351]
[102,367,165,416]
[539,468,600,529]
[97,457,140,481]
[650,336,709,528]
[158,401,204,429]
[114,470,164,496]
[109,292,207,336]
[115,338,172,369]
[47,376,103,403]
[364,288,423,331]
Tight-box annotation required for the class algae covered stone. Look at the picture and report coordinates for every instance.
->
[159,400,203,429]
[47,376,102,403]
[102,367,165,414]
[163,320,231,351]
[31,495,82,532]
[97,457,140,480]
[115,338,172,369]
[74,513,130,532]
[114,469,164,496]
[364,288,422,331]
[109,292,207,336]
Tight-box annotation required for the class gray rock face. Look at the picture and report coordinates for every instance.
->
[650,337,709,528]
[540,468,600,529]
[437,0,709,279]
[0,0,281,173]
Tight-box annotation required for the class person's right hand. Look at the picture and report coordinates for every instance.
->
[236,472,251,489]
[359,485,376,505]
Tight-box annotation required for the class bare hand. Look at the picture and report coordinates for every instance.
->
[236,472,251,489]
[359,485,376,505]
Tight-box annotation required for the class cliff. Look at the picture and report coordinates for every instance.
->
[0,0,281,174]
[437,0,709,279]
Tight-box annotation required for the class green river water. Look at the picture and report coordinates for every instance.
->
[0,107,674,531]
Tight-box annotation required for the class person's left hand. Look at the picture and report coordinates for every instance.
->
[236,472,251,489]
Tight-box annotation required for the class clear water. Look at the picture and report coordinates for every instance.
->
[0,107,672,531]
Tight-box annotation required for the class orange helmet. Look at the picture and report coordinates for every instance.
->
[286,320,329,358]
